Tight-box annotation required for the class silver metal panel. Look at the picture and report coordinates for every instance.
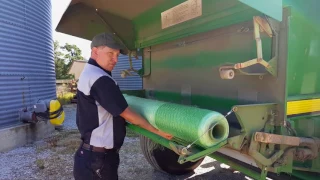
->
[161,0,202,29]
[112,55,142,90]
[0,0,55,127]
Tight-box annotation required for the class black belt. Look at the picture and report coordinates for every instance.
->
[81,143,119,153]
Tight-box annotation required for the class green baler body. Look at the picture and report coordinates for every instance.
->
[57,0,320,179]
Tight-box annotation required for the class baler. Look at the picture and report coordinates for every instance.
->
[57,0,320,179]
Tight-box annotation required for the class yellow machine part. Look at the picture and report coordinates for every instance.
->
[49,100,65,126]
[287,99,320,116]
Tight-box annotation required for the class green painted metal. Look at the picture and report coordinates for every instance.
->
[140,47,151,77]
[56,3,137,50]
[260,167,268,180]
[138,10,284,123]
[248,137,284,168]
[283,0,320,28]
[283,7,320,174]
[287,116,320,173]
[273,151,294,174]
[292,170,320,180]
[140,91,291,170]
[128,121,268,179]
[284,0,320,98]
[124,95,229,148]
[209,153,262,180]
[127,123,172,150]
[133,0,268,48]
[128,120,298,179]
[133,0,320,175]
[233,103,278,136]
[227,134,246,150]
[287,94,320,101]
[239,0,283,21]
[128,123,264,179]
[283,2,320,172]
[265,56,278,77]
[288,116,320,138]
[150,42,272,69]
[178,140,227,164]
[128,123,226,166]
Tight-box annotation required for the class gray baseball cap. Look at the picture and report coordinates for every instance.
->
[90,32,127,55]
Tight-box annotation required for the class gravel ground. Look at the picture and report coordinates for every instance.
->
[61,104,78,130]
[0,104,255,180]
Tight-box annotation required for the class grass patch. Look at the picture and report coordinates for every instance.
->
[57,92,75,105]
[38,130,81,154]
[35,159,45,169]
[56,134,81,155]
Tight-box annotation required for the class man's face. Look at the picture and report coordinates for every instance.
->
[94,46,120,72]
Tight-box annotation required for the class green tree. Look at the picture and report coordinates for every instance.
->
[54,41,84,79]
[61,43,84,65]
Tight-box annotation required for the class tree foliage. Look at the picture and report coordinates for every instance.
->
[61,43,84,64]
[54,41,84,79]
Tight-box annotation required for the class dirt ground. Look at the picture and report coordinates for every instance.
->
[0,128,254,180]
[0,104,254,180]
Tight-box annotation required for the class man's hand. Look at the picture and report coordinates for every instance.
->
[156,130,173,140]
[120,107,174,140]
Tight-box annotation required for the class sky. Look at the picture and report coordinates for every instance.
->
[51,0,91,59]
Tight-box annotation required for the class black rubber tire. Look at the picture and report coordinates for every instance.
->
[139,135,204,175]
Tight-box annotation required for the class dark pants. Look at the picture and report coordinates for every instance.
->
[73,146,120,180]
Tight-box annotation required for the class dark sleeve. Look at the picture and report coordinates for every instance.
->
[90,76,128,116]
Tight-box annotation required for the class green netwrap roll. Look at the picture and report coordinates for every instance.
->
[124,95,229,148]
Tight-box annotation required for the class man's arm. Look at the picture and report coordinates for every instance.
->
[90,76,173,140]
[120,107,173,140]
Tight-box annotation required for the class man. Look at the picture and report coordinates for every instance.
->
[73,32,173,180]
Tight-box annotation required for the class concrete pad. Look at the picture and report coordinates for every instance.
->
[0,121,55,152]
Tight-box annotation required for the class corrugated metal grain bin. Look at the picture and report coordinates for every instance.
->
[0,0,55,128]
[112,55,142,90]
